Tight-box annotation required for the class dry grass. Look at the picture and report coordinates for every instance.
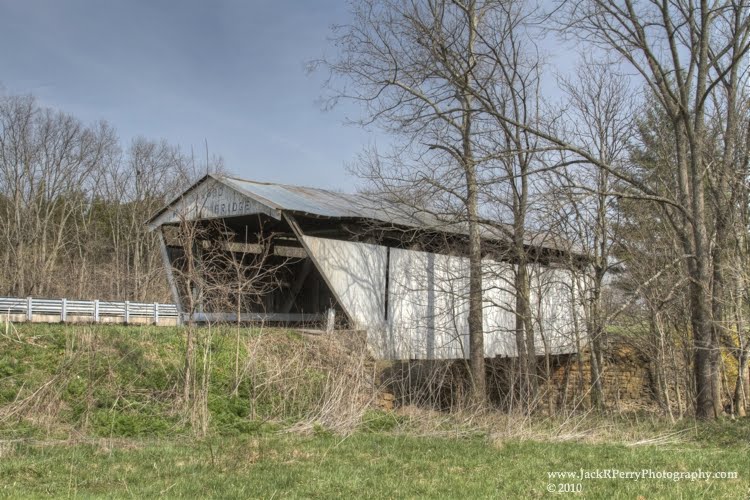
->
[357,400,720,450]
[242,328,376,434]
[3,322,746,451]
[0,323,379,439]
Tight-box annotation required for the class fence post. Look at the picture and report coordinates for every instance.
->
[26,297,32,322]
[94,300,100,323]
[61,298,67,323]
[124,301,130,324]
[326,308,335,334]
[154,303,159,325]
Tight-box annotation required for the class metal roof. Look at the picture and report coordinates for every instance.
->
[148,174,578,255]
[224,177,386,218]
[221,175,450,229]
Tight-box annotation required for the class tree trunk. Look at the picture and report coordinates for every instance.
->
[588,278,604,411]
[466,175,486,403]
[735,345,748,417]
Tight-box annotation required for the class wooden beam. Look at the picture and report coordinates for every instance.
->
[281,258,314,313]
[158,228,184,321]
[283,213,354,326]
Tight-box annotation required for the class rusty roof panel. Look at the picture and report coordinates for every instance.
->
[224,177,364,217]
[149,175,578,255]
[222,176,436,227]
[221,176,580,253]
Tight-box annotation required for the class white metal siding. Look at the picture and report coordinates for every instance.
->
[387,248,470,359]
[302,236,579,360]
[480,259,521,358]
[529,266,579,355]
[300,235,387,332]
[388,249,526,359]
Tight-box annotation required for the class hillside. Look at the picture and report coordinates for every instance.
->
[0,323,748,498]
[0,323,374,439]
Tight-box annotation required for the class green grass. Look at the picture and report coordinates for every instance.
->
[1,322,749,498]
[0,432,748,499]
[0,323,336,440]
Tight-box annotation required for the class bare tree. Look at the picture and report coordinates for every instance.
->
[478,0,547,409]
[0,90,221,303]
[546,60,636,409]
[447,0,750,419]
[0,94,118,297]
[319,0,507,401]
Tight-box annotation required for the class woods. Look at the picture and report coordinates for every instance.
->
[320,0,750,418]
[0,93,218,302]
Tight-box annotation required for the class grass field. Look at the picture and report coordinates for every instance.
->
[1,431,748,498]
[0,323,748,498]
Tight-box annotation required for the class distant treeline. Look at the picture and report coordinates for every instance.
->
[0,92,221,301]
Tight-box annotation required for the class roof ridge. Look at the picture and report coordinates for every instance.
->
[220,174,353,197]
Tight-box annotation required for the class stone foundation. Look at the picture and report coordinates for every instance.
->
[377,335,658,411]
[550,337,656,410]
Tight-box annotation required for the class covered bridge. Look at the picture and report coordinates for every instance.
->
[147,174,582,360]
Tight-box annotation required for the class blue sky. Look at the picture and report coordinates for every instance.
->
[0,1,578,192]
[0,0,377,190]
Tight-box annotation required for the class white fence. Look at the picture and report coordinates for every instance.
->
[0,297,179,325]
[0,297,337,330]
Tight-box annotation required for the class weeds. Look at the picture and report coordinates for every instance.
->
[2,321,748,447]
[1,322,748,497]
[0,322,376,439]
